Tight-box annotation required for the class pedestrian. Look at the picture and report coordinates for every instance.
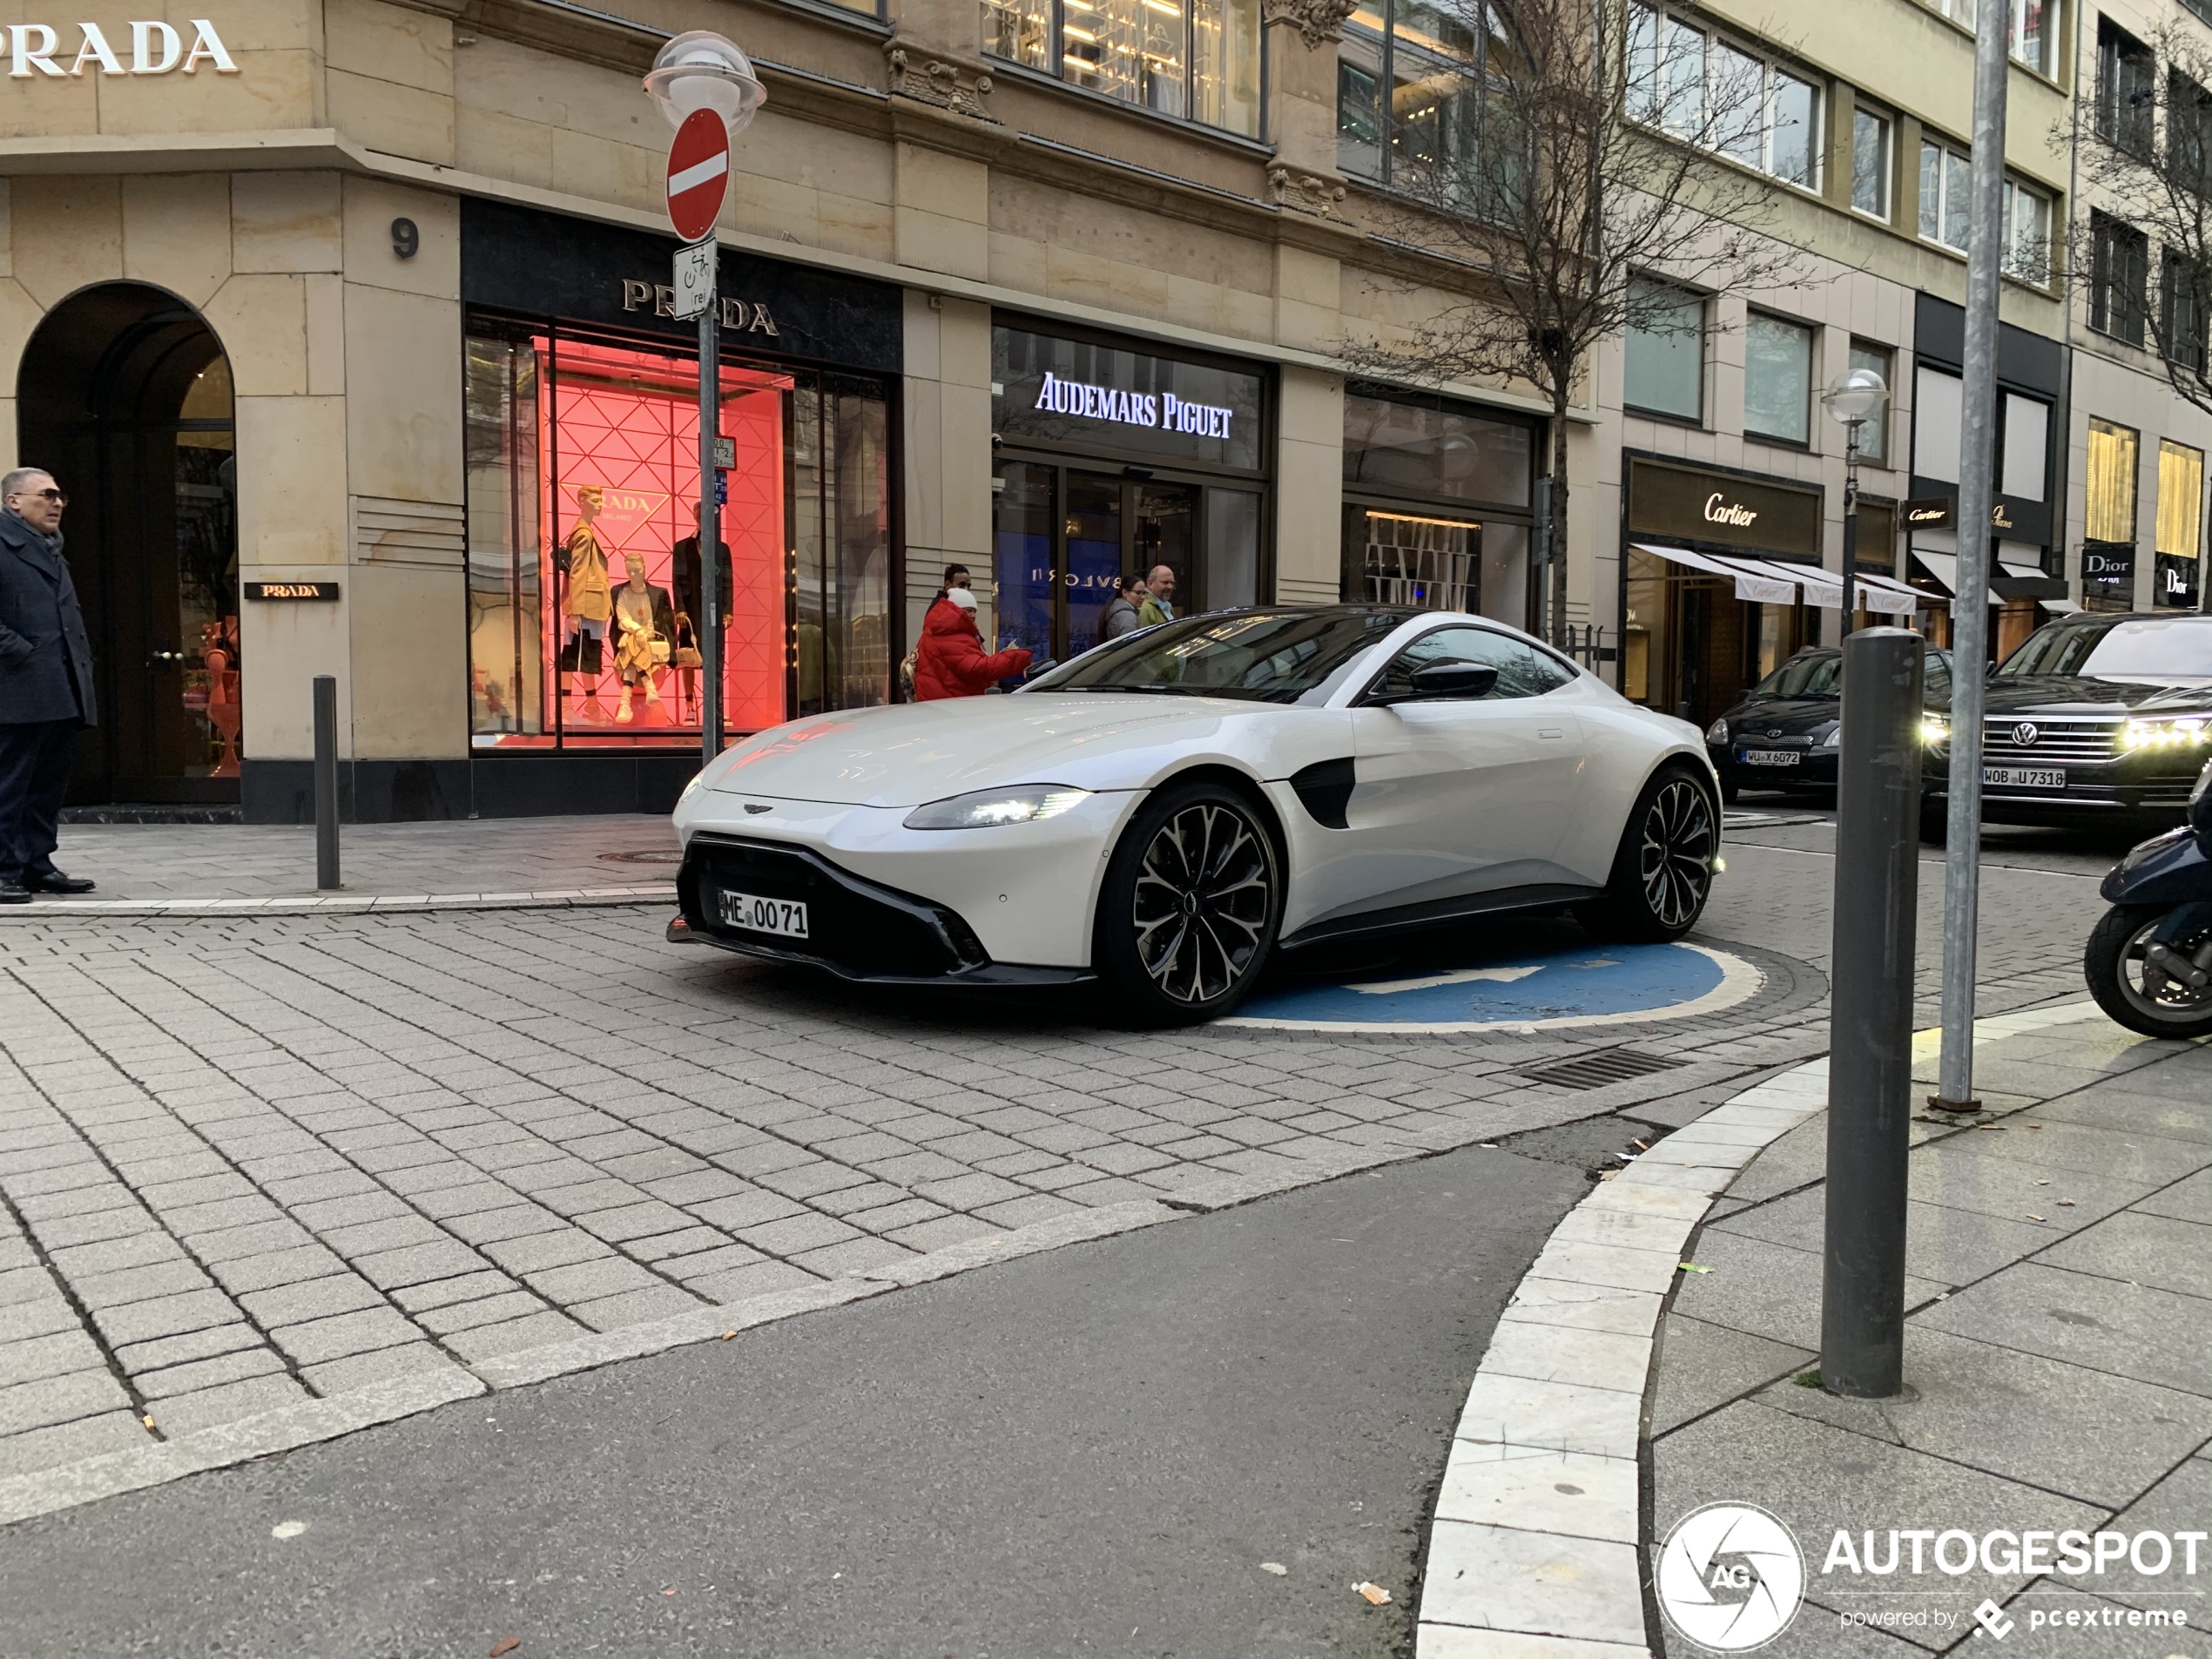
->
[1135,563,1177,629]
[914,585,1031,700]
[900,565,974,700]
[1097,572,1145,645]
[0,468,97,902]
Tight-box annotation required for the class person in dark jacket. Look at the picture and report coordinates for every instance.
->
[1097,573,1145,645]
[914,586,1030,700]
[0,469,96,902]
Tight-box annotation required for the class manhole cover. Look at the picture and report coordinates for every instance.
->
[597,850,683,864]
[1521,1048,1688,1090]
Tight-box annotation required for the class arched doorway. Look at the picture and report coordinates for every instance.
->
[17,284,239,806]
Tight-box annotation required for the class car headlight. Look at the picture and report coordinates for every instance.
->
[2124,717,2212,751]
[903,785,1091,830]
[1706,718,1729,744]
[1919,716,1949,746]
[2193,759,2212,806]
[1816,724,1840,750]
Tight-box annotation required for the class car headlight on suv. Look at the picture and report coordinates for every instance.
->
[2124,717,2212,751]
[1706,718,1730,745]
[1919,715,1949,747]
[903,785,1091,830]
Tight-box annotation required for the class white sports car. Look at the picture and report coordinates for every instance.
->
[670,607,1721,1023]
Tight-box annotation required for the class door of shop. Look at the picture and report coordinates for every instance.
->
[17,284,239,806]
[992,457,1258,663]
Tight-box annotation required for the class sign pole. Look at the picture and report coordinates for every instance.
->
[698,275,720,768]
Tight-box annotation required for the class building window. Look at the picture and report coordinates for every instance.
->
[1919,138,2049,286]
[2165,250,2210,372]
[2097,16,2156,155]
[2172,71,2212,197]
[981,0,1262,138]
[1337,0,1520,192]
[2000,179,2050,287]
[2090,212,2151,346]
[1743,313,1813,447]
[1624,277,1705,423]
[2000,391,2049,502]
[1629,5,1821,191]
[1925,1,2053,78]
[1852,105,1892,219]
[1847,341,1891,463]
[2157,439,2204,608]
[2087,416,2141,545]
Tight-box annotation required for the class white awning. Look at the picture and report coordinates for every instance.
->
[1634,543,1922,614]
[1909,550,2004,606]
[1630,543,1797,604]
[2041,597,2082,614]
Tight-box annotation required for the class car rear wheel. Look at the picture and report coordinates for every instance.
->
[1095,781,1281,1026]
[1576,766,1718,943]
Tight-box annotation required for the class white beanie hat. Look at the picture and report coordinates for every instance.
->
[946,586,978,611]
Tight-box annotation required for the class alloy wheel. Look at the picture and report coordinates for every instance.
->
[2114,914,2212,1026]
[1638,779,1716,930]
[1131,802,1274,1005]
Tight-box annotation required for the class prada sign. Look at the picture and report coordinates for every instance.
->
[619,279,779,337]
[1625,457,1821,556]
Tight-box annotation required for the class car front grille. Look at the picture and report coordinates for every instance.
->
[1980,716,2123,765]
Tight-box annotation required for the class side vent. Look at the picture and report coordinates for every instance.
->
[1289,757,1357,829]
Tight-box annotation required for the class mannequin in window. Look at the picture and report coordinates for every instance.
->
[555,483,613,722]
[611,552,677,725]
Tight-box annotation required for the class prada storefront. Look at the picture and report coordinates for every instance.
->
[1620,455,1901,730]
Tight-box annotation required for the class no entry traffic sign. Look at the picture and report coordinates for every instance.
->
[665,108,729,244]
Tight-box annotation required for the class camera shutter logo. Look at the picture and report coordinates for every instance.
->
[1657,1503,1805,1651]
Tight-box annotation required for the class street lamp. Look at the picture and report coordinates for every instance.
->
[644,31,764,769]
[1824,368,1888,638]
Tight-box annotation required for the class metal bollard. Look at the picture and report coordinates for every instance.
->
[314,675,341,892]
[1820,628,1924,1399]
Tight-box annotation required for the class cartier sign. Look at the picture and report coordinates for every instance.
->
[1898,495,2017,532]
[1626,457,1822,556]
[619,279,778,337]
[7,21,237,76]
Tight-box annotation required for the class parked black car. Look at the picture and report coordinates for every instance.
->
[1924,612,2212,833]
[1705,645,1953,803]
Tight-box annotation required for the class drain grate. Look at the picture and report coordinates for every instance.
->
[1521,1048,1689,1091]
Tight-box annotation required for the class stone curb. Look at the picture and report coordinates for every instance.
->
[1411,996,2110,1659]
[0,886,676,921]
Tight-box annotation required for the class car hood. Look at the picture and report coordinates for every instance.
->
[1932,676,2212,717]
[1718,698,1839,738]
[703,694,1284,808]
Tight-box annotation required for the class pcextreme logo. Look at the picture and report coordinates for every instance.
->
[1657,1503,1806,1652]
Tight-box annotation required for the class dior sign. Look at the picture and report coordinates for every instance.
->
[8,20,238,77]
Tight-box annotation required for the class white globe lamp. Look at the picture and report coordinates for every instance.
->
[644,31,766,133]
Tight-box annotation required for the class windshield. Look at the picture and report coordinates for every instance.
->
[2000,617,2212,681]
[1024,609,1411,704]
[1751,654,1842,698]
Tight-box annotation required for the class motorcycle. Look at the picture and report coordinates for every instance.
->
[2085,759,2212,1039]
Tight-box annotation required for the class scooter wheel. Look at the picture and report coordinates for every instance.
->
[2084,905,2212,1040]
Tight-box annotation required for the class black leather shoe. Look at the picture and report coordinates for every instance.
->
[22,870,94,894]
[0,880,28,905]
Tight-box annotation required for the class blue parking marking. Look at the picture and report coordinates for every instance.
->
[1224,941,1759,1034]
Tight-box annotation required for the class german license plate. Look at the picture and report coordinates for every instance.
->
[1739,749,1798,766]
[1984,766,2065,790]
[718,889,809,939]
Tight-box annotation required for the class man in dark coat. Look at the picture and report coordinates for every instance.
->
[0,468,96,902]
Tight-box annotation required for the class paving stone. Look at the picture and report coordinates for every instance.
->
[0,1368,130,1435]
[239,1275,386,1328]
[90,1288,239,1349]
[391,1271,514,1313]
[44,1231,187,1279]
[886,1214,1005,1253]
[148,1373,309,1436]
[0,1409,151,1480]
[480,1231,610,1276]
[732,1213,860,1256]
[112,1322,260,1375]
[788,1238,918,1278]
[30,1207,155,1251]
[134,1344,289,1401]
[67,1258,213,1311]
[349,1240,489,1291]
[320,1217,448,1259]
[267,1307,420,1366]
[685,1261,826,1305]
[688,1190,808,1231]
[520,1258,663,1304]
[568,1285,707,1331]
[206,1244,347,1297]
[441,1310,589,1362]
[416,1291,549,1336]
[0,1328,106,1386]
[299,1344,451,1396]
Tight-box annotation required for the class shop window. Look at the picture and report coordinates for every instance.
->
[1625,277,1705,424]
[981,0,1261,138]
[1336,0,1521,196]
[464,327,891,749]
[1913,365,1962,482]
[1628,5,1820,191]
[1847,341,1891,463]
[1743,314,1813,448]
[1342,391,1533,507]
[2000,391,2048,502]
[2157,439,2204,610]
[2090,212,2150,346]
[2086,415,2141,598]
[1851,105,1892,220]
[2097,16,2155,155]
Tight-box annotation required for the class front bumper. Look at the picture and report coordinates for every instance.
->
[674,834,1094,986]
[1921,752,2200,825]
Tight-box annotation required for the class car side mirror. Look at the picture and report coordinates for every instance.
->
[1375,661,1500,705]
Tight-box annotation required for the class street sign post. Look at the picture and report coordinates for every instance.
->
[666,107,732,767]
[671,239,714,320]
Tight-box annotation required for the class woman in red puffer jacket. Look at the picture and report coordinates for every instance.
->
[914,586,1032,700]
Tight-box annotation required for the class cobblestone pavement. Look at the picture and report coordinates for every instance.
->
[0,811,2117,1508]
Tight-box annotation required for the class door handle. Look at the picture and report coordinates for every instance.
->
[1538,727,1567,739]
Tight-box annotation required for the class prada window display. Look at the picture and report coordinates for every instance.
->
[1340,388,1535,627]
[1620,455,1829,730]
[464,324,891,749]
[991,322,1267,661]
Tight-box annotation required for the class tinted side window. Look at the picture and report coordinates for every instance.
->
[1921,653,1952,699]
[1372,626,1575,700]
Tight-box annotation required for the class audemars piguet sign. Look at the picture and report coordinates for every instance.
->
[7,20,238,76]
[1626,456,1823,556]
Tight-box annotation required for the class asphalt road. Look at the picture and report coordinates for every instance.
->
[0,1139,1591,1659]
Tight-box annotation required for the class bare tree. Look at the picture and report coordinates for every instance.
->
[2068,18,2212,412]
[1342,0,1804,642]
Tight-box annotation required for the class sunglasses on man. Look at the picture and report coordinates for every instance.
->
[10,489,64,505]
